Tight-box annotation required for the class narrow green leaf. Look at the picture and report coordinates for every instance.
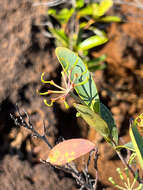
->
[57,8,74,24]
[79,22,88,29]
[129,122,143,169]
[56,47,100,111]
[89,27,107,37]
[88,55,106,65]
[88,62,106,72]
[100,103,118,144]
[98,16,121,22]
[74,103,110,140]
[77,4,94,18]
[87,55,106,72]
[48,8,74,24]
[78,35,108,51]
[49,28,69,47]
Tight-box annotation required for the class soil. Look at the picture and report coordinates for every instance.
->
[0,0,143,190]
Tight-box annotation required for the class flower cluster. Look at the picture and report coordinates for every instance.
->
[39,69,81,108]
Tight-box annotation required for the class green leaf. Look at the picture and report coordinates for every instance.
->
[115,141,135,151]
[56,47,100,111]
[76,0,84,8]
[86,54,106,68]
[49,28,69,47]
[78,35,108,51]
[88,62,106,72]
[88,55,107,64]
[129,122,143,169]
[58,8,74,24]
[75,28,83,49]
[98,16,121,22]
[92,3,100,18]
[89,27,107,37]
[74,103,110,140]
[86,55,106,72]
[48,8,74,24]
[77,4,94,18]
[79,22,88,29]
[100,103,118,144]
[48,8,56,15]
[97,0,113,17]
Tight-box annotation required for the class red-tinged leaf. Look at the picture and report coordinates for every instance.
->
[46,138,95,166]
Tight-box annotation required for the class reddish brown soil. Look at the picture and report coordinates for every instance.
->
[0,0,143,190]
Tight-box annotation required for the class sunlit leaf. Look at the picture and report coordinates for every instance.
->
[74,103,110,140]
[46,138,95,166]
[78,35,108,51]
[89,27,107,37]
[97,0,113,17]
[48,8,74,24]
[79,22,88,29]
[47,8,56,15]
[76,0,84,8]
[98,16,121,22]
[57,8,74,24]
[77,4,94,18]
[49,28,69,47]
[56,47,100,111]
[129,122,143,169]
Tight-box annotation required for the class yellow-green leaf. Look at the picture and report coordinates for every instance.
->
[78,35,108,51]
[98,16,121,22]
[77,4,94,18]
[76,0,84,8]
[98,0,113,17]
[74,103,110,140]
[49,28,69,47]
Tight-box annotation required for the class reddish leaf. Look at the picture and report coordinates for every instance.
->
[46,138,95,166]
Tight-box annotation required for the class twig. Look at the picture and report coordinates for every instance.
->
[41,148,98,190]
[93,148,99,189]
[116,150,143,184]
[111,137,143,184]
[10,105,98,189]
[60,148,98,190]
[10,104,52,149]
